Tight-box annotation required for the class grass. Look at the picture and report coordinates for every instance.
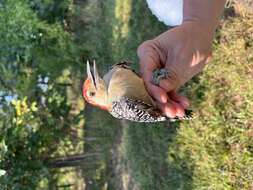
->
[178,13,253,189]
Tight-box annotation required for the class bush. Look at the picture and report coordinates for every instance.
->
[0,0,81,189]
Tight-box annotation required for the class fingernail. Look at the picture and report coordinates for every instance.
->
[164,107,176,118]
[156,93,167,103]
[176,108,185,118]
[160,95,167,103]
[181,100,190,109]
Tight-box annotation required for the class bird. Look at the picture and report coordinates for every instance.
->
[82,60,193,123]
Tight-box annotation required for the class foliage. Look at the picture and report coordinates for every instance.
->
[0,0,83,189]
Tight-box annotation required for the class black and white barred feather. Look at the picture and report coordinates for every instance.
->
[110,97,193,123]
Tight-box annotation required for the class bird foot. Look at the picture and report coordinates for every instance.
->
[152,68,169,85]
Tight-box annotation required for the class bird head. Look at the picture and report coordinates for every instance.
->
[82,61,109,111]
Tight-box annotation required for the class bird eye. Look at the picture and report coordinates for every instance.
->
[89,92,96,97]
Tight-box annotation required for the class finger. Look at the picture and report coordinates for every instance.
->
[145,83,168,103]
[171,101,185,118]
[139,56,158,78]
[168,91,190,109]
[138,41,159,78]
[141,64,168,103]
[143,69,169,103]
[143,66,168,103]
[159,78,178,93]
[158,62,180,92]
[138,42,168,103]
[156,101,177,118]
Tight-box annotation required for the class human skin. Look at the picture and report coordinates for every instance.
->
[138,0,226,118]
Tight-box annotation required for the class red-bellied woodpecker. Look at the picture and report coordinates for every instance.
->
[82,61,193,122]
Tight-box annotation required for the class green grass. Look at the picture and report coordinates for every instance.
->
[124,6,253,190]
[176,14,253,189]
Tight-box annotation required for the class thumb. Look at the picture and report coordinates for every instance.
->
[157,67,180,92]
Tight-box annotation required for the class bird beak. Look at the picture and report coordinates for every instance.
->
[93,60,100,87]
[86,60,99,89]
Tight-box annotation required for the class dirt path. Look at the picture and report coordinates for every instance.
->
[71,0,139,189]
[110,121,139,190]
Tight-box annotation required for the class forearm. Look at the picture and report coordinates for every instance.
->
[183,0,226,33]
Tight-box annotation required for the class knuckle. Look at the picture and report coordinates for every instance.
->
[160,68,180,90]
[168,70,180,86]
[179,55,189,64]
[137,40,155,57]
[206,53,213,62]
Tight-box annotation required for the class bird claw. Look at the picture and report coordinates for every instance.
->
[152,68,170,86]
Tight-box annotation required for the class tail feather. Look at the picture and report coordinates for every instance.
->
[111,97,193,123]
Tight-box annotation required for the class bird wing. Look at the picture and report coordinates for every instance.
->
[110,97,193,123]
[109,61,140,76]
[104,61,154,105]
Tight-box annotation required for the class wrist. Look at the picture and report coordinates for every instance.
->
[181,21,215,43]
[182,0,226,36]
[182,12,219,31]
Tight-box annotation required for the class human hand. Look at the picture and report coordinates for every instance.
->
[138,21,213,118]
